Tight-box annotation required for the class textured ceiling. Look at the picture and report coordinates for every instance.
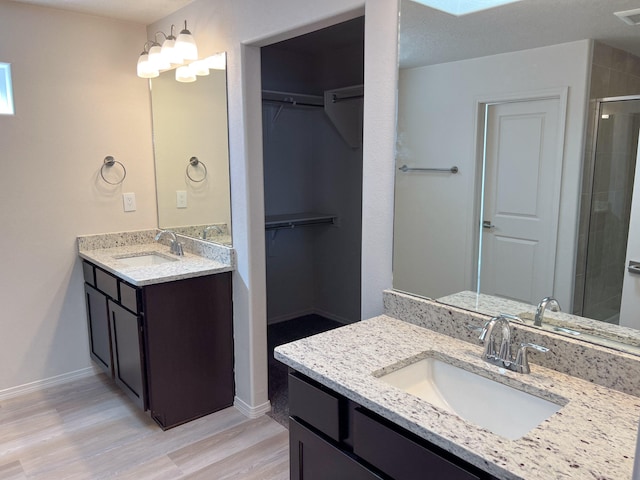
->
[401,0,640,68]
[8,0,195,24]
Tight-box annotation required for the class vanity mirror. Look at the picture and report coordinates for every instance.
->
[393,0,640,354]
[150,53,232,246]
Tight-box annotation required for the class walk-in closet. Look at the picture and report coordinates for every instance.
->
[262,17,365,425]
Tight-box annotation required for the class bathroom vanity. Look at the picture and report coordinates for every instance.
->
[276,307,640,479]
[78,230,235,430]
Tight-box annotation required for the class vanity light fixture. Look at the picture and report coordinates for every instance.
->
[410,0,522,16]
[136,20,199,79]
[175,65,196,83]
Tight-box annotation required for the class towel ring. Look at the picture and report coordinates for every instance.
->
[100,156,126,185]
[186,156,207,182]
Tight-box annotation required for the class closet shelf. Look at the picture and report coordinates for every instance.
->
[262,90,323,108]
[265,212,337,230]
[262,85,364,148]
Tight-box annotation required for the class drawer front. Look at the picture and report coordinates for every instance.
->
[95,268,119,299]
[82,261,95,286]
[353,409,481,480]
[290,418,383,480]
[119,281,140,313]
[289,373,341,442]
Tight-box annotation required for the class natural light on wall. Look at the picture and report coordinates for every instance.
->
[410,0,521,16]
[0,63,14,115]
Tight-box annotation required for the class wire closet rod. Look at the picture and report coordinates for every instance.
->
[262,98,324,108]
[332,93,364,103]
[398,165,459,174]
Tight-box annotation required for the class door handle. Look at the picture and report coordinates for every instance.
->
[628,261,640,274]
[483,220,495,229]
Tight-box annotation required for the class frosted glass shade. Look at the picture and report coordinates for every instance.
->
[189,60,209,76]
[160,37,182,65]
[148,44,170,70]
[176,65,196,83]
[137,53,159,78]
[176,30,198,61]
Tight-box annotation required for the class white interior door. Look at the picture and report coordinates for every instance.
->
[480,98,563,304]
[619,133,640,330]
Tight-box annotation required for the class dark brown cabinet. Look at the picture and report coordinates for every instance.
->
[288,372,497,480]
[84,284,112,375]
[108,299,146,410]
[82,260,234,429]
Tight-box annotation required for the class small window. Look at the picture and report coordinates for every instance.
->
[0,63,15,115]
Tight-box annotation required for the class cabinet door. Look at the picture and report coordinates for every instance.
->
[290,418,383,480]
[108,299,146,410]
[84,284,112,376]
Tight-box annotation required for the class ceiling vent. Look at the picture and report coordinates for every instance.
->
[614,8,640,26]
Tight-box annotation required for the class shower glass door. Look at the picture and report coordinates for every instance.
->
[582,98,640,323]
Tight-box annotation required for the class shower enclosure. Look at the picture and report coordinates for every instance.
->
[580,96,640,323]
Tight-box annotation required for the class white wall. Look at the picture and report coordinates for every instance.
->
[0,3,155,392]
[394,40,590,308]
[149,0,398,414]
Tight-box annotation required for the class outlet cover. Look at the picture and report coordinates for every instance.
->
[177,190,187,208]
[123,192,136,212]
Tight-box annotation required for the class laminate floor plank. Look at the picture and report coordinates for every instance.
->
[168,414,287,474]
[0,459,27,480]
[182,430,289,480]
[0,373,290,479]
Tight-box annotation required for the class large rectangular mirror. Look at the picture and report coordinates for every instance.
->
[151,53,232,246]
[394,0,640,354]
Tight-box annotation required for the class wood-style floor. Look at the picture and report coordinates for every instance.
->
[0,373,289,479]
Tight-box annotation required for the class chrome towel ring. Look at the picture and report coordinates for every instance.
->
[186,156,207,182]
[100,156,127,185]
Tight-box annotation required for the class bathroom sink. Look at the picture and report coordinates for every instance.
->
[114,252,178,267]
[377,357,563,440]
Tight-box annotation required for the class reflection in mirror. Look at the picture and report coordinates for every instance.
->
[393,0,640,354]
[151,53,232,246]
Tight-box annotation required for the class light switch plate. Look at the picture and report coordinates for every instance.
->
[177,190,187,208]
[123,192,136,212]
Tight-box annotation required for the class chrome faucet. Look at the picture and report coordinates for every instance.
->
[473,314,548,374]
[203,225,223,240]
[534,296,561,327]
[155,229,184,256]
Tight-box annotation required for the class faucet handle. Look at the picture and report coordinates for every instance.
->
[514,342,549,373]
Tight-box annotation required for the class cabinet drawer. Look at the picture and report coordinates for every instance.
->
[290,418,383,480]
[289,373,342,442]
[119,281,140,313]
[95,268,118,299]
[82,261,95,286]
[353,409,481,480]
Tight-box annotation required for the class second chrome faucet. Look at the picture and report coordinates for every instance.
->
[155,229,184,256]
[473,314,548,374]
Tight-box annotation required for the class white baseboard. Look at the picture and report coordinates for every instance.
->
[313,308,352,325]
[267,308,315,325]
[0,366,99,401]
[234,396,272,418]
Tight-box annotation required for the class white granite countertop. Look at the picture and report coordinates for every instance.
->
[79,243,233,286]
[275,315,640,480]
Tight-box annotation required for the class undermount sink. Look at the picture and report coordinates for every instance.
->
[114,252,178,267]
[377,357,564,440]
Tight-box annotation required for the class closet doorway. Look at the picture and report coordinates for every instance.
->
[261,17,365,426]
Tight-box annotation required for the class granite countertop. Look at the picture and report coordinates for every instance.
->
[78,230,234,286]
[275,315,640,480]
